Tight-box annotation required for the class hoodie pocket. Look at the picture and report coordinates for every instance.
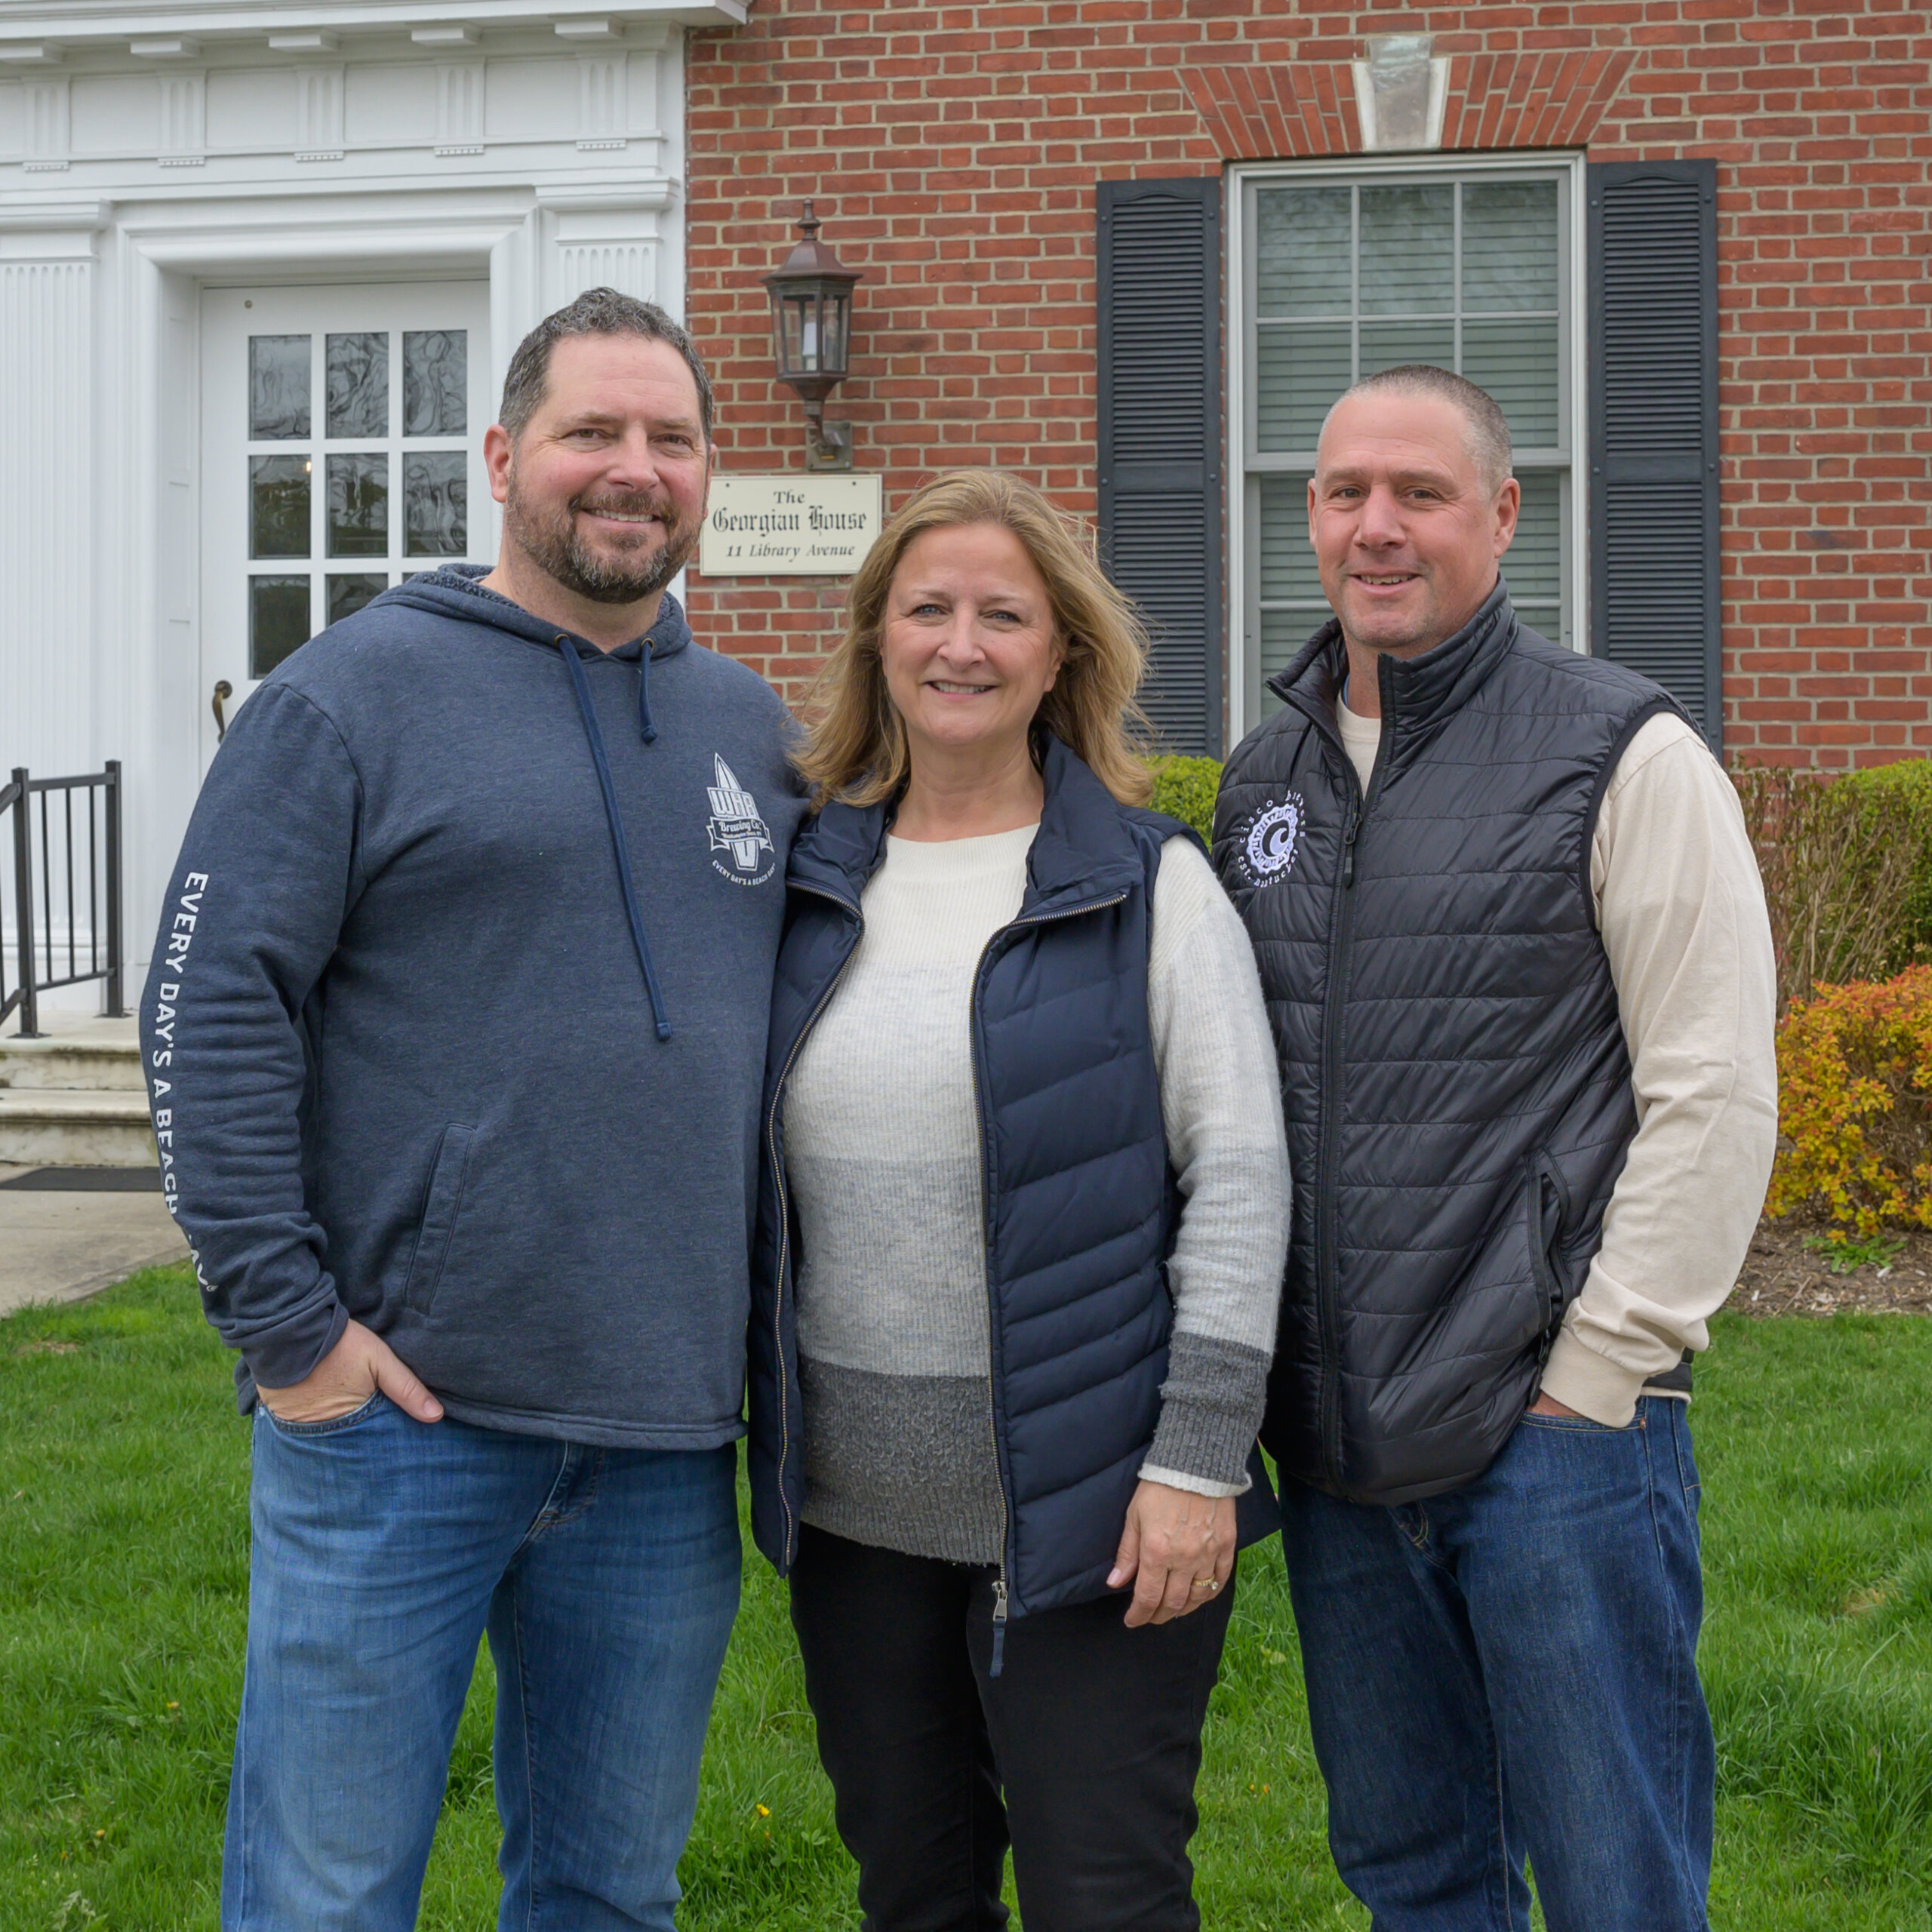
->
[402,1124,476,1317]
[1526,1149,1573,1363]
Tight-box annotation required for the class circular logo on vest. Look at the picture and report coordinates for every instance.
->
[1239,793,1306,887]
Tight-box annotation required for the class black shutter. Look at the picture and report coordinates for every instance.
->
[1097,177,1223,758]
[1587,159,1721,752]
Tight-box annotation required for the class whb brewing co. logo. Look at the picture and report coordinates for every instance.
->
[706,755,776,885]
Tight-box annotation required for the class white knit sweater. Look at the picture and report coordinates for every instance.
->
[783,823,1290,1564]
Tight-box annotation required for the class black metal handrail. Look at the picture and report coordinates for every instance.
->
[2,762,124,1038]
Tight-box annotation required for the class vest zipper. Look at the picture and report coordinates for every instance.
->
[1314,720,1388,1492]
[969,888,1129,1676]
[764,880,864,1565]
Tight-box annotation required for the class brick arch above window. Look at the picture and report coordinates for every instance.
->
[1183,49,1641,162]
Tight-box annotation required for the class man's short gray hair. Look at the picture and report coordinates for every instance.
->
[498,287,715,445]
[1321,365,1513,495]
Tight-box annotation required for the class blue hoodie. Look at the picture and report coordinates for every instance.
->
[140,567,808,1447]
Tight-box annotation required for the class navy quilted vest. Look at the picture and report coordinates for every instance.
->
[749,738,1260,1623]
[1214,586,1684,1506]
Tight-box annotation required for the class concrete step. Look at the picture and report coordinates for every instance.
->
[0,1029,146,1092]
[0,1089,156,1168]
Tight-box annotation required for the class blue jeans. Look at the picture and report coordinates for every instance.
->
[223,1393,740,1932]
[1280,1398,1712,1932]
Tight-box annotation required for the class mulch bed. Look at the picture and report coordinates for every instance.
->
[1735,1217,1932,1316]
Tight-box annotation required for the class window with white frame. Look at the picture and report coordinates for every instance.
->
[1234,162,1579,724]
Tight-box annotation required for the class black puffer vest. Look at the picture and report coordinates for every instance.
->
[749,738,1273,1627]
[1215,586,1684,1505]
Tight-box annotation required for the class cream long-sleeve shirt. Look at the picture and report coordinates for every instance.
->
[1335,702,1778,1428]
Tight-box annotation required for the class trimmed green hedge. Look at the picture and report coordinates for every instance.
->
[1837,759,1932,968]
[1147,755,1223,843]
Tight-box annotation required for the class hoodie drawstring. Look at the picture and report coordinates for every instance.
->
[556,636,673,1042]
[638,639,659,745]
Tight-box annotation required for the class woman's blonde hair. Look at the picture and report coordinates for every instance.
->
[793,469,1155,810]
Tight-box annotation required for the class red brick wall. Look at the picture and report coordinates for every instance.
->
[683,0,1932,767]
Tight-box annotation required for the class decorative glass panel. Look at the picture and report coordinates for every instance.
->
[403,331,467,435]
[1359,184,1454,315]
[250,576,310,678]
[328,454,389,557]
[1256,324,1351,451]
[1462,181,1559,312]
[328,573,388,625]
[1256,186,1351,318]
[250,455,310,558]
[1506,471,1562,615]
[249,335,310,438]
[405,452,467,556]
[327,332,389,438]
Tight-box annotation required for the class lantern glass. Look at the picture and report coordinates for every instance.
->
[821,291,849,374]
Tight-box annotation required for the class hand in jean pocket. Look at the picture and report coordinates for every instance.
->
[256,1318,444,1426]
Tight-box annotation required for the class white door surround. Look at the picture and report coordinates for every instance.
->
[0,12,707,985]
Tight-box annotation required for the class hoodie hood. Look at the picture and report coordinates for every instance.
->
[383,562,694,667]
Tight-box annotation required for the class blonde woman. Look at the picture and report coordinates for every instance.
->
[746,471,1291,1932]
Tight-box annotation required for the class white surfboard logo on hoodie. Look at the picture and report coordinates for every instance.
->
[706,755,777,884]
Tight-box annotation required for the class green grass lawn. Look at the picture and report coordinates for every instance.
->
[4,1268,1930,1930]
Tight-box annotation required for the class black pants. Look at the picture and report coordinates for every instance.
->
[789,1524,1235,1932]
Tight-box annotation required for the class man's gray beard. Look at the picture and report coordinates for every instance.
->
[503,472,699,607]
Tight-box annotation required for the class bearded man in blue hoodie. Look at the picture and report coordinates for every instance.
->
[141,288,806,1932]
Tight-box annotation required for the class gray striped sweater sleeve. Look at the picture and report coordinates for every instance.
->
[1139,836,1292,1496]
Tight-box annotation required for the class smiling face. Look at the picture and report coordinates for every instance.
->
[488,333,710,605]
[879,522,1062,771]
[1309,388,1519,660]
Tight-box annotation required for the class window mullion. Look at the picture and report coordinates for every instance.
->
[1349,183,1361,385]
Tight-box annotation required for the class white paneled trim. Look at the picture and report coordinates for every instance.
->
[433,60,482,153]
[0,0,746,57]
[26,74,69,168]
[0,197,107,250]
[292,60,341,157]
[575,51,623,149]
[0,255,95,776]
[158,67,205,162]
[537,179,672,309]
[1223,151,1591,745]
[0,45,677,174]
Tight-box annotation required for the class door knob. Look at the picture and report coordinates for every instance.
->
[212,679,233,743]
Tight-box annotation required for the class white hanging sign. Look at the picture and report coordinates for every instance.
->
[697,474,884,577]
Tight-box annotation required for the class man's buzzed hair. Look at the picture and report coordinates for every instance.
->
[1321,365,1513,496]
[498,286,715,445]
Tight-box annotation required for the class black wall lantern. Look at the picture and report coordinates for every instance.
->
[761,201,863,472]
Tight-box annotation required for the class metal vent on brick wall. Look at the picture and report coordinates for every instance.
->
[1097,178,1223,757]
[1587,160,1721,752]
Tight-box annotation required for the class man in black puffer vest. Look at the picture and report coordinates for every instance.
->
[1215,366,1776,1932]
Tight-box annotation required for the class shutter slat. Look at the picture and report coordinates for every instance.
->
[1097,177,1223,756]
[1587,159,1721,752]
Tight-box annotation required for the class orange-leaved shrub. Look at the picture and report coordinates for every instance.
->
[1768,965,1932,1237]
